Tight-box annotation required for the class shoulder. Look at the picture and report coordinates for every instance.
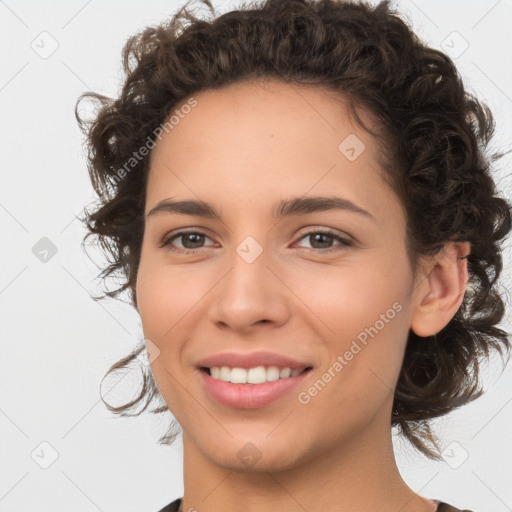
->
[155,498,479,512]
[437,502,476,512]
[155,497,182,512]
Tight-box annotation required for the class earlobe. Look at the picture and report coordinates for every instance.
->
[410,241,470,338]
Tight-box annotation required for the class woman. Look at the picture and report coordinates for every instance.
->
[75,0,511,511]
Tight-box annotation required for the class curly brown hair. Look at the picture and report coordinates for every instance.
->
[75,0,512,460]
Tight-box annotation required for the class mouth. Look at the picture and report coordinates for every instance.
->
[197,365,314,409]
[199,365,313,384]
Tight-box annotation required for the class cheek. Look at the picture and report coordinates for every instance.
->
[298,254,411,391]
[136,255,200,342]
[136,260,197,419]
[296,253,408,336]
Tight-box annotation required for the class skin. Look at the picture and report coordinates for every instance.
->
[135,79,470,512]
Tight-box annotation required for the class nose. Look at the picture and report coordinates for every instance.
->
[207,247,291,335]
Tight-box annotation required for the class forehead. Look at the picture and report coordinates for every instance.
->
[146,79,401,225]
[150,78,381,163]
[162,78,378,151]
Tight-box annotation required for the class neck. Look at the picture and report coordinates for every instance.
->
[179,413,437,512]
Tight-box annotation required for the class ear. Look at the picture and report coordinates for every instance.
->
[410,241,471,337]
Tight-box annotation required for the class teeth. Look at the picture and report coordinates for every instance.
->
[280,367,291,378]
[247,366,269,384]
[208,365,307,384]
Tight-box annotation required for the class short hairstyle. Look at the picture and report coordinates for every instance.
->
[75,0,512,460]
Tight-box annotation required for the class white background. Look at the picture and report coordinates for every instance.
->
[0,1,511,511]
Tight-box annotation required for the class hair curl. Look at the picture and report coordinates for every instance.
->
[75,0,512,459]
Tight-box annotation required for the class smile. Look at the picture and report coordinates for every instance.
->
[198,366,313,408]
[203,365,311,384]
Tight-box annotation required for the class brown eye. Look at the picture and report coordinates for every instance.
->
[306,232,335,249]
[176,232,206,249]
[295,229,353,253]
[162,230,215,253]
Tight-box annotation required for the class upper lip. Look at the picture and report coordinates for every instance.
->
[196,351,313,370]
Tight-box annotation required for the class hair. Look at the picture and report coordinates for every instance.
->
[75,0,512,460]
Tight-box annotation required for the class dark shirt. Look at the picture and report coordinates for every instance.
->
[156,498,475,511]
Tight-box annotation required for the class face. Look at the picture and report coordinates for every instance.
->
[136,79,424,471]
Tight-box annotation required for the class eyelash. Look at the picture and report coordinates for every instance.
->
[160,228,353,255]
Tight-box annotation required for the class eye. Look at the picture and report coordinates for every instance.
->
[294,228,353,253]
[161,230,217,254]
[160,227,353,255]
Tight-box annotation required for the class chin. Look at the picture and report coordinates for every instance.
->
[199,435,308,473]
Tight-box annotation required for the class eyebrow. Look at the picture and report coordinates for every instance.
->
[147,195,376,222]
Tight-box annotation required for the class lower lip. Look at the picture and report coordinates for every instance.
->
[198,368,312,409]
